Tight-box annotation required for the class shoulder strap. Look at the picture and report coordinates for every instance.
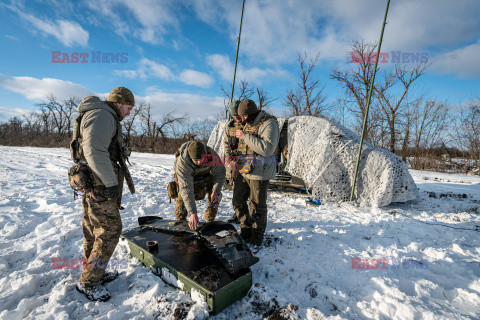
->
[252,114,277,135]
[70,113,84,163]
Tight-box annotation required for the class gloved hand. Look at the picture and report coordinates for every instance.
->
[104,185,119,200]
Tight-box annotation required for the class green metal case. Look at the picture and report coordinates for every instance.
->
[122,227,252,314]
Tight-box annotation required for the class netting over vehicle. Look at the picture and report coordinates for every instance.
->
[207,116,419,207]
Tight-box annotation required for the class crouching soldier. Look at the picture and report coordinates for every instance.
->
[233,99,279,246]
[70,87,135,301]
[173,141,226,230]
[223,100,243,223]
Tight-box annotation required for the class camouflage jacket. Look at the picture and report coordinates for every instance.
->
[76,96,123,187]
[173,141,226,214]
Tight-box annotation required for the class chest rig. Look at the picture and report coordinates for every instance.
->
[226,119,244,156]
[237,114,277,156]
[236,114,277,174]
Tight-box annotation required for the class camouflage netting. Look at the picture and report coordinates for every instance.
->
[207,116,419,207]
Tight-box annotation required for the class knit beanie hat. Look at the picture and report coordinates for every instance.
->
[238,99,258,115]
[187,141,207,160]
[107,87,135,106]
[228,100,241,116]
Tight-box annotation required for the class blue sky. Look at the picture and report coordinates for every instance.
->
[0,0,479,123]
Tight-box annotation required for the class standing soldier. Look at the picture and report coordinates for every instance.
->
[173,141,226,230]
[70,87,135,301]
[233,99,279,246]
[223,100,243,223]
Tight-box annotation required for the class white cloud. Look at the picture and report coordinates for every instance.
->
[112,70,139,79]
[141,87,224,120]
[5,35,20,42]
[432,42,480,78]
[143,59,175,80]
[14,8,89,47]
[0,106,28,122]
[86,0,179,45]
[206,54,232,80]
[0,74,223,121]
[179,70,214,88]
[114,58,214,88]
[0,74,93,101]
[114,58,174,80]
[192,0,480,71]
[193,0,344,63]
[206,54,288,83]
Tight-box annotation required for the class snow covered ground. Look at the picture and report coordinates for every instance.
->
[0,146,479,320]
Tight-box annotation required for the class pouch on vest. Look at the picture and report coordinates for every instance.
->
[68,163,93,193]
[167,150,182,202]
[167,181,178,201]
[238,155,254,174]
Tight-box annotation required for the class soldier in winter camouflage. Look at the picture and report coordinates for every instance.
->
[233,99,280,246]
[71,87,135,301]
[173,141,226,230]
[223,100,243,223]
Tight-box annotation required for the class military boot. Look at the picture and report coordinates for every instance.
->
[76,282,111,301]
[227,212,239,224]
[100,270,119,285]
[240,228,252,243]
[250,229,265,246]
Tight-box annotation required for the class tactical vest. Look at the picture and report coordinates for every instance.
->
[237,113,277,156]
[225,118,243,156]
[70,109,122,165]
[69,104,135,195]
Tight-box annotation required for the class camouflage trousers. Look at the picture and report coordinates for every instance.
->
[232,174,269,245]
[174,175,219,222]
[80,164,124,286]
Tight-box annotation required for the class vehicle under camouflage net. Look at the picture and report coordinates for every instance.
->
[207,116,419,207]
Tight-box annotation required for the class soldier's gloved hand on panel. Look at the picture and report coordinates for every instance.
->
[104,185,119,200]
[189,213,199,230]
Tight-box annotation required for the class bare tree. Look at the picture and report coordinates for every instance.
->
[453,98,480,174]
[221,79,255,118]
[284,52,328,117]
[331,40,429,151]
[63,97,80,136]
[406,98,450,169]
[140,103,187,152]
[123,101,145,140]
[374,63,429,153]
[157,112,188,139]
[256,87,276,110]
[331,40,384,143]
[35,94,79,137]
[180,118,217,141]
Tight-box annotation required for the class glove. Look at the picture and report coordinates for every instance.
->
[104,185,119,200]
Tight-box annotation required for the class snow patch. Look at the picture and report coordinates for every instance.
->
[161,267,185,290]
